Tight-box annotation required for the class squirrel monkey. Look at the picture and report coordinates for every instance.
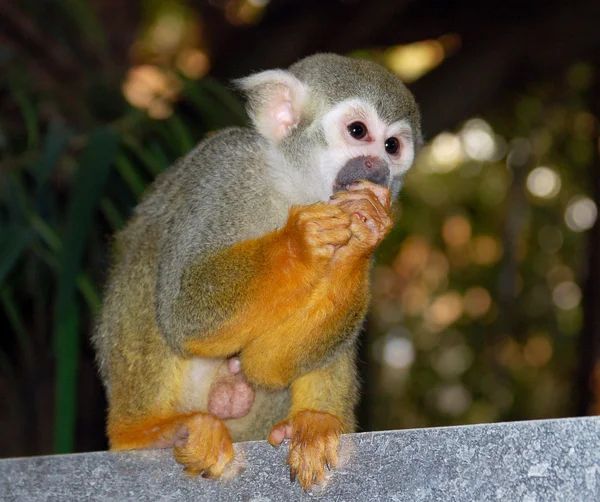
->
[93,53,421,490]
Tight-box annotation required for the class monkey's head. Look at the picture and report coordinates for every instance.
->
[236,53,422,202]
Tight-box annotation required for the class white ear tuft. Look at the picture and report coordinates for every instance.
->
[234,70,307,143]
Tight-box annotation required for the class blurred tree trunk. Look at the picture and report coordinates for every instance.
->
[577,75,600,416]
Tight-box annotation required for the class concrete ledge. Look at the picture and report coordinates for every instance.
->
[1,417,600,501]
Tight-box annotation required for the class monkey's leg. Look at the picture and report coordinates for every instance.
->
[267,348,357,490]
[109,411,235,478]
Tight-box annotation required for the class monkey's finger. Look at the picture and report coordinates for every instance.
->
[340,190,391,226]
[330,189,388,221]
[303,211,351,225]
[329,192,377,217]
[347,180,391,209]
[343,186,391,219]
[307,217,353,233]
[315,227,353,248]
[296,209,352,235]
[335,199,380,230]
[295,203,350,223]
[342,186,388,212]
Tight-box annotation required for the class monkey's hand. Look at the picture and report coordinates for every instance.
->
[284,203,352,266]
[268,410,345,491]
[328,180,393,257]
[173,413,234,478]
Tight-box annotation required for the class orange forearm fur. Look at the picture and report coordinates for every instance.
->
[184,205,372,388]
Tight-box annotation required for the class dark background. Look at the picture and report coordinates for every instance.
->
[1,0,600,458]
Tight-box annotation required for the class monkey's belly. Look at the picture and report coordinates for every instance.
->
[180,357,290,442]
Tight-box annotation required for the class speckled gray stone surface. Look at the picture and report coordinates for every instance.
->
[2,417,600,501]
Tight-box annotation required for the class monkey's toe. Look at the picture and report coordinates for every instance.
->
[268,421,293,446]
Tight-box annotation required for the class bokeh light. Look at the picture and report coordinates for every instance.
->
[121,65,182,119]
[507,138,532,167]
[442,215,472,248]
[428,132,463,171]
[176,48,210,79]
[225,0,269,25]
[552,281,582,310]
[386,40,445,83]
[526,166,561,199]
[461,119,497,161]
[425,291,464,330]
[382,335,415,370]
[149,12,186,54]
[432,344,474,378]
[434,383,472,416]
[523,335,553,368]
[463,287,492,318]
[470,236,503,265]
[565,196,597,232]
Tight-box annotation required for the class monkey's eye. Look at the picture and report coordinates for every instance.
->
[385,137,400,155]
[348,122,367,140]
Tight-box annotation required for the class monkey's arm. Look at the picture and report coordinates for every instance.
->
[159,202,356,381]
[238,234,372,387]
[159,181,390,388]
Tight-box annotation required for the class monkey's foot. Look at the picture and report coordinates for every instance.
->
[268,410,345,491]
[173,413,234,478]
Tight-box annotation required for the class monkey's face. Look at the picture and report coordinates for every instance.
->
[236,54,421,203]
[318,99,416,198]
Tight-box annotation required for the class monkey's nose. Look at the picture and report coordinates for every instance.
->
[365,160,373,169]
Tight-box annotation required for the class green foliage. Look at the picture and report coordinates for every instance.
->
[1,51,247,453]
[53,128,119,453]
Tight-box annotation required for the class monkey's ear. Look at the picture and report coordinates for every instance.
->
[234,70,307,143]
